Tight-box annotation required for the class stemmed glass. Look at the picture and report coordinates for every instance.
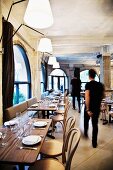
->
[27,111,35,134]
[0,126,8,146]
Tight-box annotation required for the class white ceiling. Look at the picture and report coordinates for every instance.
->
[2,0,113,65]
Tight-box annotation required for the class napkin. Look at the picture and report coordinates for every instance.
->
[0,132,2,138]
[33,121,47,127]
[31,103,38,107]
[4,120,18,126]
[49,104,55,108]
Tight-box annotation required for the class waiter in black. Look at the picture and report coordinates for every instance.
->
[71,73,81,113]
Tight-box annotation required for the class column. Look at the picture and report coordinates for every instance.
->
[100,54,111,89]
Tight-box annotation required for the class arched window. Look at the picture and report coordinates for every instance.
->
[13,44,31,104]
[80,70,99,91]
[49,69,68,92]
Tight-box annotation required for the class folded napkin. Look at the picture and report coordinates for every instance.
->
[33,121,47,127]
[0,132,2,138]
[49,104,55,108]
[31,103,38,107]
[4,120,18,126]
[22,135,41,145]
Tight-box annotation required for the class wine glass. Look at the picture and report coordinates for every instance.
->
[1,126,8,146]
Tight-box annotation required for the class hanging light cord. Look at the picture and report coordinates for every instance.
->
[1,0,52,55]
[7,0,27,21]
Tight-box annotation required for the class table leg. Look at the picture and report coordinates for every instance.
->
[47,111,49,118]
[109,114,111,123]
[42,111,45,118]
[18,164,25,170]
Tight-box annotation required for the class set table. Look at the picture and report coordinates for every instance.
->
[0,118,52,170]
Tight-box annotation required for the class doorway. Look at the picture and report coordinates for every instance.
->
[52,76,65,92]
[48,69,68,92]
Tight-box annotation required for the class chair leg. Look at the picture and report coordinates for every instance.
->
[109,114,111,123]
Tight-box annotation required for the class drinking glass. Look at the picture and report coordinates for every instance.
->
[10,123,18,133]
[1,126,8,146]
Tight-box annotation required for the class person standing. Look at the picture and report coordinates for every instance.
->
[71,73,81,112]
[84,69,105,148]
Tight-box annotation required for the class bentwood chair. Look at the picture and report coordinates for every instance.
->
[51,99,70,133]
[40,116,76,161]
[29,128,81,170]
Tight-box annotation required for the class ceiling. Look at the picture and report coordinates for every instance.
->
[2,0,113,66]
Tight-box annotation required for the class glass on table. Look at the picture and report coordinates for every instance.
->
[10,123,18,133]
[17,127,24,140]
[27,111,34,120]
[0,126,8,146]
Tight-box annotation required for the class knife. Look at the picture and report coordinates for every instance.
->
[18,146,37,150]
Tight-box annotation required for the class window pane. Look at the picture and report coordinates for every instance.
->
[19,84,28,102]
[53,77,58,91]
[60,77,64,92]
[48,76,52,90]
[13,85,18,105]
[13,45,31,105]
[14,46,28,81]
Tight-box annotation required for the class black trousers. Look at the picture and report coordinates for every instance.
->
[72,95,80,111]
[84,110,99,144]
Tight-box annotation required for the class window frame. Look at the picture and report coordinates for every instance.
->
[13,44,31,104]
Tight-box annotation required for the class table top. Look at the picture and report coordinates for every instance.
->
[28,101,58,111]
[0,118,52,166]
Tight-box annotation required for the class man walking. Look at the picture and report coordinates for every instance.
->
[71,73,81,112]
[84,69,104,148]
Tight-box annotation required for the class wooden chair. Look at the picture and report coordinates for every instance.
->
[108,106,113,123]
[29,128,81,170]
[40,116,76,160]
[100,103,108,124]
[51,100,70,133]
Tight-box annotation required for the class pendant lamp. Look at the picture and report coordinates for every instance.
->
[38,37,53,52]
[48,57,57,65]
[24,0,53,29]
[53,62,60,68]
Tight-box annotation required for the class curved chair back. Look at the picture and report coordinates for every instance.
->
[62,128,81,170]
[63,116,76,142]
[63,101,71,126]
[62,116,76,163]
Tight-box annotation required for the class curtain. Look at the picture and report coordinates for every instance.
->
[45,62,48,90]
[41,62,48,91]
[2,19,14,122]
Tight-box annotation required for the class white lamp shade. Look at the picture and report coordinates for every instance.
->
[53,62,60,68]
[24,0,53,29]
[48,57,57,65]
[38,38,53,52]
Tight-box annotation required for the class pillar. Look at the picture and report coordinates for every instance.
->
[100,54,111,89]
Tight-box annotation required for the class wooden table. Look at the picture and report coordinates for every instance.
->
[0,118,52,170]
[28,101,58,118]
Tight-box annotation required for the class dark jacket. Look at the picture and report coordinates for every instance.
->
[71,77,81,96]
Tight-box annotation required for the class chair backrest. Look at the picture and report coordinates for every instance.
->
[63,116,76,142]
[63,100,71,125]
[62,116,76,163]
[62,128,81,170]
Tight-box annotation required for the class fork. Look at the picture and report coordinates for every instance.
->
[18,146,37,150]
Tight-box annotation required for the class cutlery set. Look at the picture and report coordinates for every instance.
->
[18,146,37,150]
